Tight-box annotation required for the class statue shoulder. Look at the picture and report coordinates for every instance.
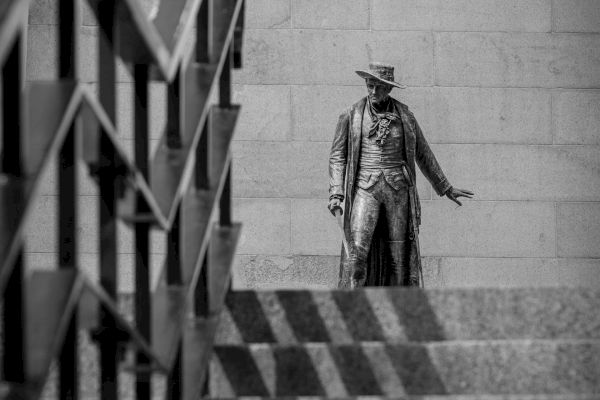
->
[391,98,418,124]
[337,97,367,120]
[349,97,368,114]
[391,98,412,115]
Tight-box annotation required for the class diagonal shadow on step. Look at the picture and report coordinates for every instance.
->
[224,291,277,342]
[386,288,448,394]
[387,288,446,341]
[273,347,327,396]
[331,290,386,341]
[387,343,448,395]
[276,291,331,342]
[213,346,271,396]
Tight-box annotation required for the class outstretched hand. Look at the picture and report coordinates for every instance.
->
[446,187,474,207]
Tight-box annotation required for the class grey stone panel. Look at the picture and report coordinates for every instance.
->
[553,90,600,145]
[233,29,433,86]
[233,198,291,255]
[430,88,552,144]
[557,202,600,258]
[25,195,166,254]
[419,200,556,258]
[372,0,551,32]
[435,32,600,88]
[552,0,600,32]
[232,255,340,290]
[233,84,292,141]
[26,25,132,82]
[431,144,600,201]
[292,0,370,30]
[245,0,291,29]
[231,141,330,198]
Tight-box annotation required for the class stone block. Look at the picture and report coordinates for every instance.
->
[245,0,291,28]
[233,198,291,255]
[231,141,330,198]
[25,252,165,292]
[291,85,365,142]
[432,144,600,201]
[553,0,600,32]
[422,257,600,288]
[372,0,551,32]
[233,85,291,141]
[430,88,552,144]
[553,90,600,144]
[35,154,98,196]
[292,0,370,29]
[557,202,600,257]
[372,0,435,31]
[25,195,166,254]
[234,30,433,86]
[435,32,600,88]
[291,86,432,142]
[26,24,59,81]
[26,25,131,82]
[231,255,339,290]
[85,82,167,140]
[28,0,58,25]
[291,199,340,255]
[419,200,556,257]
[80,0,159,25]
[78,26,132,82]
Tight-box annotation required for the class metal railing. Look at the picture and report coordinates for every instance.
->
[0,0,244,398]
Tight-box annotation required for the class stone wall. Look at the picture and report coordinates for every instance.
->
[24,0,600,291]
[229,0,600,289]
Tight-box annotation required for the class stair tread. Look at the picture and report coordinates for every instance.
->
[210,340,600,397]
[216,287,600,343]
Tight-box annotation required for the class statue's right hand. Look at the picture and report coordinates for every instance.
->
[328,198,342,216]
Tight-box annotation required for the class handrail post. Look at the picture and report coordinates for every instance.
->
[2,25,25,385]
[134,63,152,400]
[196,0,215,64]
[58,1,80,398]
[97,1,120,399]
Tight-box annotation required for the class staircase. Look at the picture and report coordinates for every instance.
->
[209,287,600,398]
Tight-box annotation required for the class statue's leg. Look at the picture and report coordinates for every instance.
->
[349,187,380,288]
[383,183,410,286]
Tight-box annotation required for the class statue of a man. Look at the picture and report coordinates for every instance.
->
[328,62,473,289]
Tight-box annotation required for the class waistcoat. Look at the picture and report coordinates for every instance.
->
[357,103,407,190]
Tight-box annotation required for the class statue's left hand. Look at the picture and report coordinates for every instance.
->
[446,187,474,207]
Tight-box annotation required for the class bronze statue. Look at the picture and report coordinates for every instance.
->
[328,62,473,289]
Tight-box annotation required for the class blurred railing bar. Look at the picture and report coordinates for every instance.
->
[97,1,120,399]
[58,1,79,397]
[1,26,25,385]
[134,62,152,399]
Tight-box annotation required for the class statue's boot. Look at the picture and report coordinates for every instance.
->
[388,240,407,286]
[349,230,370,288]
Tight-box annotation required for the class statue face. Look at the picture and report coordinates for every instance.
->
[366,78,392,105]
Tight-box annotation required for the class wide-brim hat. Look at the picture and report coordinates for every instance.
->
[356,62,407,89]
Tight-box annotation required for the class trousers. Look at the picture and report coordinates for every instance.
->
[349,174,409,286]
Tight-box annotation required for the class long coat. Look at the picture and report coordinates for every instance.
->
[329,96,451,288]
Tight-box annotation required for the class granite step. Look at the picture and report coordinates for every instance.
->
[208,397,600,400]
[209,340,600,397]
[215,287,600,343]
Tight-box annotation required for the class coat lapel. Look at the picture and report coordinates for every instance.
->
[395,101,417,178]
[347,97,367,209]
